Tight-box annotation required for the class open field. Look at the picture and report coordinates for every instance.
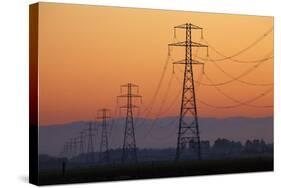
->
[38,156,273,185]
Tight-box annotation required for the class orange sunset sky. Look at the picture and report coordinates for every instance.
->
[38,3,274,125]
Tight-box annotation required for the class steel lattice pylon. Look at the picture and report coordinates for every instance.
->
[78,131,84,155]
[69,138,74,158]
[97,108,111,163]
[117,83,142,163]
[85,122,97,163]
[169,23,208,161]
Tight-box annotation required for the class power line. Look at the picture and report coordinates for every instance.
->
[197,88,273,109]
[134,54,172,128]
[197,26,273,62]
[194,55,273,86]
[142,34,206,141]
[138,73,179,139]
[174,67,273,109]
[138,50,203,139]
[197,46,273,64]
[141,34,205,142]
[202,73,273,108]
[140,62,204,140]
[173,26,273,86]
[136,40,200,129]
[148,66,203,141]
[140,54,171,117]
[135,55,179,129]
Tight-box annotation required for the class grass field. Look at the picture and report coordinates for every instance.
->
[38,156,273,185]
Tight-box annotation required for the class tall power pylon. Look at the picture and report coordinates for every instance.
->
[168,23,208,161]
[117,83,142,163]
[97,108,111,163]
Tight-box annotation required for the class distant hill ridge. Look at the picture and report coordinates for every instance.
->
[39,116,273,156]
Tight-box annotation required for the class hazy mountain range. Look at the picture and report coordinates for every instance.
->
[39,116,273,157]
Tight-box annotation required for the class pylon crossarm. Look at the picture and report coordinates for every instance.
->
[172,59,204,65]
[120,83,138,87]
[117,95,127,98]
[168,41,208,47]
[174,23,203,30]
[119,105,139,109]
[132,94,142,98]
[96,116,111,119]
[117,94,141,98]
[97,109,110,113]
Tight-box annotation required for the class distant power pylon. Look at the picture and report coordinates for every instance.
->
[78,131,85,155]
[73,137,79,157]
[97,108,111,163]
[69,138,74,158]
[168,23,208,161]
[117,83,142,163]
[60,142,68,158]
[85,122,97,162]
[65,141,70,158]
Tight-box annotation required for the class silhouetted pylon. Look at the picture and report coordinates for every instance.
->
[97,108,111,163]
[60,142,68,158]
[65,141,70,158]
[117,83,142,163]
[79,131,85,155]
[72,137,79,157]
[168,23,208,161]
[69,138,74,158]
[85,121,97,163]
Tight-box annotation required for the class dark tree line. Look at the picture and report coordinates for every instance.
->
[210,138,272,155]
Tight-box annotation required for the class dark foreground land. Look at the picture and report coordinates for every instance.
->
[38,156,273,185]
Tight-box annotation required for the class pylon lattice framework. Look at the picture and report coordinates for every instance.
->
[69,138,74,158]
[73,137,79,157]
[97,108,111,163]
[85,122,96,162]
[78,131,84,154]
[117,83,142,163]
[168,23,208,161]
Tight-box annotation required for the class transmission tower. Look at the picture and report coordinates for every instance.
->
[85,122,97,163]
[72,137,79,157]
[168,23,208,161]
[69,138,74,158]
[117,83,142,163]
[97,108,111,163]
[78,131,85,155]
[60,142,67,158]
[65,142,70,157]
